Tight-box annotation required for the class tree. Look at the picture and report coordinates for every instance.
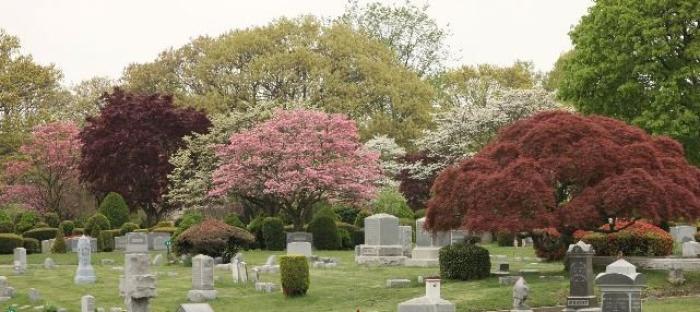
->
[53,76,115,124]
[98,192,129,228]
[426,111,700,240]
[339,0,450,76]
[396,151,441,211]
[122,16,434,147]
[363,135,405,186]
[0,122,83,217]
[79,88,211,225]
[558,0,700,163]
[0,29,69,154]
[210,109,381,230]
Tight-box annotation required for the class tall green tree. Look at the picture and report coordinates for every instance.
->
[54,76,115,124]
[122,16,434,147]
[558,0,700,162]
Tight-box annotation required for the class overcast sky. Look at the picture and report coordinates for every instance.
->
[1,0,593,85]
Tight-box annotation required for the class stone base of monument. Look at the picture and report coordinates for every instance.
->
[187,289,217,302]
[405,247,440,267]
[561,296,600,312]
[355,245,407,265]
[397,296,456,312]
[74,267,97,284]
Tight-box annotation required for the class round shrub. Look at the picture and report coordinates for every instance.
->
[99,230,114,252]
[574,220,673,257]
[532,228,567,261]
[72,228,85,236]
[353,210,371,228]
[86,213,111,237]
[0,233,23,254]
[333,205,358,224]
[59,220,75,235]
[496,232,515,247]
[23,237,40,254]
[262,217,285,251]
[34,222,49,229]
[43,213,60,228]
[224,213,246,229]
[99,192,129,228]
[337,228,353,249]
[280,255,310,297]
[23,227,58,241]
[15,212,39,234]
[370,187,414,219]
[120,222,140,235]
[308,215,339,250]
[0,221,14,233]
[52,227,67,253]
[439,242,491,281]
[175,218,255,261]
[313,206,339,221]
[247,216,266,249]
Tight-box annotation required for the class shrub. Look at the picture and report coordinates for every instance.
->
[370,187,414,219]
[43,213,60,228]
[15,212,39,234]
[439,243,491,281]
[496,232,515,247]
[574,220,673,257]
[0,221,14,233]
[23,237,40,254]
[280,255,310,297]
[151,227,178,235]
[153,221,174,228]
[0,211,10,223]
[0,233,23,254]
[120,222,140,235]
[59,220,75,235]
[262,217,285,251]
[352,229,364,246]
[72,228,85,236]
[353,210,371,228]
[99,230,114,252]
[337,228,353,249]
[414,209,426,218]
[99,192,130,228]
[104,229,121,238]
[333,205,358,224]
[175,218,255,261]
[308,214,339,250]
[73,216,86,228]
[85,213,111,237]
[224,213,246,229]
[52,227,67,253]
[23,227,58,241]
[313,206,338,221]
[247,216,266,249]
[336,222,361,247]
[174,211,203,238]
[532,228,567,261]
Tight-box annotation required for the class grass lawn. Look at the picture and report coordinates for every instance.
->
[0,244,697,311]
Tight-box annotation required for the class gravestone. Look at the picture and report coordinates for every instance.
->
[114,236,127,250]
[254,282,279,293]
[177,303,215,312]
[148,233,171,251]
[595,259,644,312]
[667,268,685,286]
[512,277,533,312]
[0,276,15,301]
[286,232,313,244]
[356,213,406,265]
[397,278,455,312]
[449,229,469,245]
[386,278,411,288]
[563,241,600,312]
[81,295,95,312]
[188,254,217,302]
[122,253,156,312]
[399,226,413,257]
[406,217,452,267]
[681,241,700,258]
[152,254,164,266]
[43,257,56,269]
[670,225,697,243]
[498,275,520,286]
[74,236,97,284]
[41,239,53,254]
[126,232,149,253]
[13,248,26,274]
[255,255,280,273]
[28,288,40,302]
[287,242,312,257]
[70,237,97,252]
[231,257,248,283]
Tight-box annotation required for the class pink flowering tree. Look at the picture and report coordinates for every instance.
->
[1,121,83,216]
[210,109,381,230]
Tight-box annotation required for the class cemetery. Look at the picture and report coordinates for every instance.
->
[1,0,700,311]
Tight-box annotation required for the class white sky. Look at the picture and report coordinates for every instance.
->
[0,0,593,85]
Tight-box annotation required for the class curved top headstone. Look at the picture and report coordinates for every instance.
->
[366,213,398,220]
[364,213,400,246]
[595,259,645,286]
[567,240,594,254]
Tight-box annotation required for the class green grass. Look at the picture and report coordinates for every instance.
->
[0,244,696,311]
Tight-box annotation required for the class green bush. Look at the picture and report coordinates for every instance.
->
[120,222,140,235]
[104,229,121,238]
[247,216,266,249]
[414,209,426,218]
[23,227,58,241]
[73,216,86,228]
[337,228,353,249]
[52,227,67,253]
[262,217,285,251]
[308,214,339,250]
[72,228,85,236]
[23,237,40,254]
[314,206,339,221]
[0,211,10,223]
[15,212,39,234]
[370,187,414,219]
[439,243,491,281]
[0,233,24,254]
[59,220,75,236]
[0,221,13,233]
[151,227,178,235]
[86,213,111,237]
[98,192,129,228]
[175,219,255,261]
[336,222,360,248]
[352,229,364,246]
[99,230,114,252]
[43,213,60,228]
[224,213,246,228]
[174,211,203,238]
[280,255,310,297]
[333,205,358,224]
[496,232,515,247]
[353,210,371,228]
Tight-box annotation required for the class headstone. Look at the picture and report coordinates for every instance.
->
[81,295,95,312]
[563,241,599,312]
[499,275,520,286]
[121,253,157,312]
[595,259,645,312]
[101,259,116,266]
[512,277,533,312]
[70,237,97,252]
[254,282,279,293]
[126,232,149,253]
[231,258,248,283]
[28,288,40,303]
[110,308,121,312]
[187,254,217,302]
[74,236,97,284]
[41,240,53,254]
[681,241,700,258]
[667,268,685,286]
[152,254,164,266]
[0,276,15,301]
[397,278,455,312]
[399,226,413,257]
[255,255,280,273]
[312,257,338,269]
[13,248,26,274]
[148,233,171,251]
[286,232,313,244]
[114,236,127,250]
[356,214,406,265]
[43,257,56,269]
[407,218,463,267]
[287,242,312,258]
[177,303,215,312]
[386,278,411,288]
[670,225,697,243]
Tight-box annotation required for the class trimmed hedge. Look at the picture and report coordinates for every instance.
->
[262,217,285,251]
[151,227,177,235]
[439,242,491,281]
[99,230,114,252]
[23,237,40,254]
[99,192,130,228]
[23,227,58,241]
[59,220,75,236]
[86,213,111,235]
[72,228,85,236]
[224,213,246,229]
[52,227,67,253]
[574,221,673,257]
[308,214,339,250]
[120,222,140,235]
[280,255,310,297]
[0,234,23,254]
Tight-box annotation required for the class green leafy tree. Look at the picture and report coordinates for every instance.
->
[98,192,129,228]
[54,76,115,124]
[558,0,700,162]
